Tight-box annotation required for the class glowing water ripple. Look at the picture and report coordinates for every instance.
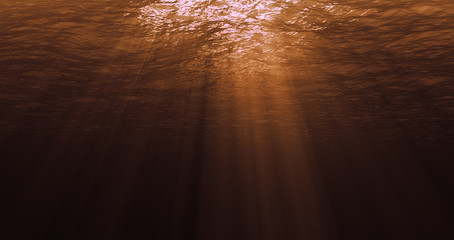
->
[138,0,285,48]
[137,0,353,73]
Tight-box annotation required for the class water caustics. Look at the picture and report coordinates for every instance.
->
[137,0,349,73]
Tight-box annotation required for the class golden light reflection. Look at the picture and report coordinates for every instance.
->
[137,0,341,73]
[138,0,283,46]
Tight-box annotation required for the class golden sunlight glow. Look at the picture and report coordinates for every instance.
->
[137,0,352,74]
[138,0,324,55]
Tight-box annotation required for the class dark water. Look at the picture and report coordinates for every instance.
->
[1,0,454,239]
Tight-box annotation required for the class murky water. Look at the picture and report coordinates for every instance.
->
[1,0,454,239]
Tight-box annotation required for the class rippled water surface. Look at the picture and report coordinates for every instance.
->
[1,0,454,239]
